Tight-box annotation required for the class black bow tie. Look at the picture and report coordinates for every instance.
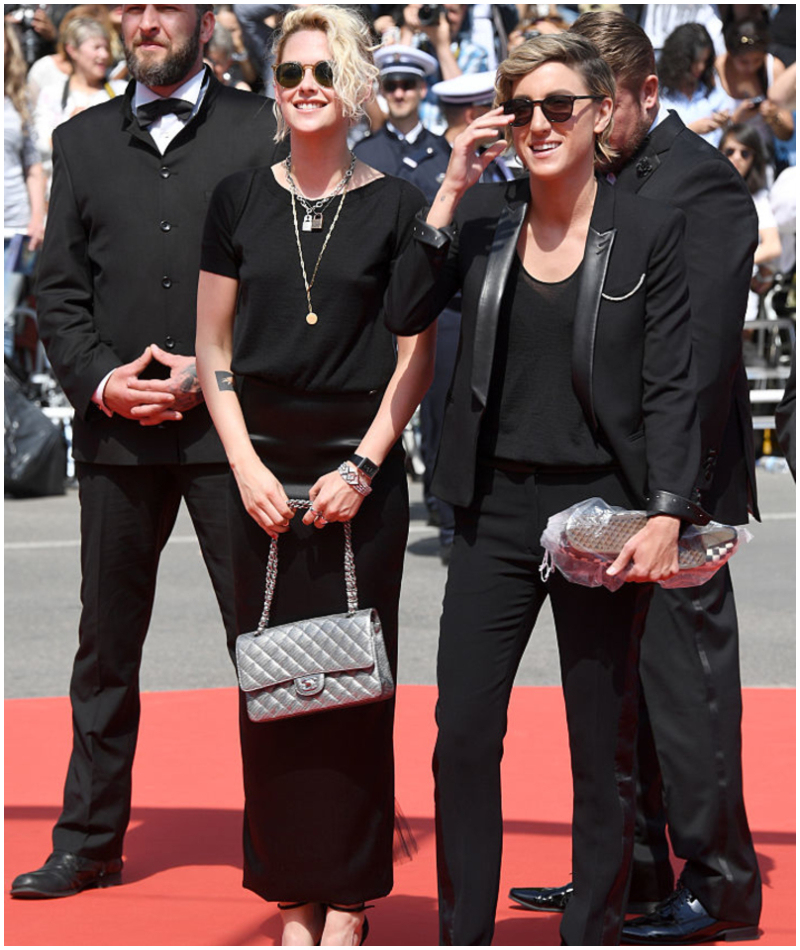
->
[136,97,194,125]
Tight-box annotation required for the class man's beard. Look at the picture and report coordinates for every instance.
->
[125,18,202,88]
[602,113,652,177]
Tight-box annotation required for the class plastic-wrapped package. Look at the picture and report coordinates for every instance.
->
[540,497,751,592]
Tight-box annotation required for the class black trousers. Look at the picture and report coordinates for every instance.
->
[52,461,236,860]
[632,566,762,924]
[434,465,652,946]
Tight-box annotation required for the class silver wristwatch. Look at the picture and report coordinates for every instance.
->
[349,454,379,480]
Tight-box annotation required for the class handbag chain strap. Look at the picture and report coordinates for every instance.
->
[256,499,359,633]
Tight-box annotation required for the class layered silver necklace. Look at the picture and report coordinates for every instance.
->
[284,152,356,231]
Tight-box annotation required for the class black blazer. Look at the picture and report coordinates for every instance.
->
[37,70,284,466]
[615,111,759,523]
[385,177,705,522]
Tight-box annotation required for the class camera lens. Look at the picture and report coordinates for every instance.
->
[418,5,442,27]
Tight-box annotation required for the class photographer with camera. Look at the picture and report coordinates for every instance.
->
[405,4,488,80]
[395,4,490,133]
[4,4,63,66]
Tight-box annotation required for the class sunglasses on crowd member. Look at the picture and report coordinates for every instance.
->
[502,94,605,126]
[273,60,334,89]
[722,145,753,160]
[382,77,419,94]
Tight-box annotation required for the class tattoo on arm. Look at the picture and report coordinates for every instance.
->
[178,364,200,394]
[216,370,236,392]
[171,362,204,411]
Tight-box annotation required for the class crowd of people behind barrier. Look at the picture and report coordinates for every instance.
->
[4,5,797,306]
[5,3,797,497]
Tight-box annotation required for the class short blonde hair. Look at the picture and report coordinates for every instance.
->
[495,32,616,165]
[61,15,110,64]
[272,5,378,142]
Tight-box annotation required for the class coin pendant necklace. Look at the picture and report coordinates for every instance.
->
[288,156,355,326]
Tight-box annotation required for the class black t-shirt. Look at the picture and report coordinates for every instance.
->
[479,255,615,468]
[201,167,426,393]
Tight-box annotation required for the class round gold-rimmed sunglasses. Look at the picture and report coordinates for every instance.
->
[273,60,334,89]
[502,94,605,126]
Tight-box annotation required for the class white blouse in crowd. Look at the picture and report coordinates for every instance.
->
[34,77,127,183]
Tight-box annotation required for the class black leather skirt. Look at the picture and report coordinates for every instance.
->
[230,374,409,903]
[238,375,392,494]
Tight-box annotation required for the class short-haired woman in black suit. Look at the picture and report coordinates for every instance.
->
[386,32,707,947]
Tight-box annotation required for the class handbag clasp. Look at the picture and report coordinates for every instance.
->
[294,674,325,697]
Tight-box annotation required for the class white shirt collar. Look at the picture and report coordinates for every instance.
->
[648,103,672,135]
[133,65,208,116]
[132,67,209,154]
[387,120,424,145]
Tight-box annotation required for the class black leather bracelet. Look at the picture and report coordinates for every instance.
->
[411,212,457,250]
[646,490,711,525]
[349,454,380,480]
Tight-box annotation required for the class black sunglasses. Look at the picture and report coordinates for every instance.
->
[273,60,334,89]
[502,94,605,126]
[382,78,419,94]
[723,145,753,160]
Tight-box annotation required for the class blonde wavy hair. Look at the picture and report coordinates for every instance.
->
[271,5,378,142]
[4,22,30,125]
[495,32,617,166]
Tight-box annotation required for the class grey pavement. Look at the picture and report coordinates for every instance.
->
[4,466,796,699]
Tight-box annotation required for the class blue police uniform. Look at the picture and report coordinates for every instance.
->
[354,124,451,203]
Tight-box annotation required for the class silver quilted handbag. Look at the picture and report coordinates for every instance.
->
[236,501,395,722]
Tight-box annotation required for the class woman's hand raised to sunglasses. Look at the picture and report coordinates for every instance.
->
[427,107,514,229]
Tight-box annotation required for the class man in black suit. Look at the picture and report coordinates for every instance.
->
[11,4,281,900]
[510,11,762,944]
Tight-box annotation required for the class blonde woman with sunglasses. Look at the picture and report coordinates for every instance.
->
[386,32,708,946]
[196,6,435,946]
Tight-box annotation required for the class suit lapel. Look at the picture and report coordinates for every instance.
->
[614,111,683,193]
[471,181,528,405]
[120,79,155,149]
[571,181,616,431]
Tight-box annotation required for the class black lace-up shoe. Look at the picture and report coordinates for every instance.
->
[621,883,759,944]
[10,851,123,899]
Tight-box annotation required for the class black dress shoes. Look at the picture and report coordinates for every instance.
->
[509,882,660,916]
[10,851,123,899]
[509,882,574,913]
[621,883,759,944]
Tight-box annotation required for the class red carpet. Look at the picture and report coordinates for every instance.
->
[4,686,795,946]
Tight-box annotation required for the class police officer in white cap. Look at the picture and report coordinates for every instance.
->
[353,44,451,202]
[432,71,518,181]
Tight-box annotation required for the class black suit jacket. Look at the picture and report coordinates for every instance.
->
[614,111,759,523]
[386,177,704,521]
[37,70,284,466]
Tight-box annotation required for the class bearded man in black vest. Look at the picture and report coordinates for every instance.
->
[11,4,283,900]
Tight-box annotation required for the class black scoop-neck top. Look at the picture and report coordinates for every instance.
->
[202,168,426,392]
